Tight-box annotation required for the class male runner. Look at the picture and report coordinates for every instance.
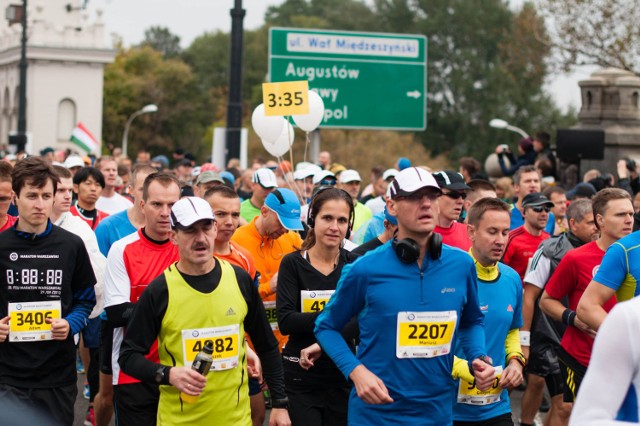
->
[119,197,291,425]
[453,197,524,426]
[541,189,633,406]
[95,156,133,215]
[70,167,109,230]
[0,157,96,425]
[315,167,494,425]
[232,188,303,351]
[103,172,181,425]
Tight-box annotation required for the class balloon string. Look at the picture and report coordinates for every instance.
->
[303,131,310,165]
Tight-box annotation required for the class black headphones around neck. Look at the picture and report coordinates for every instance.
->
[392,232,442,264]
[307,187,355,239]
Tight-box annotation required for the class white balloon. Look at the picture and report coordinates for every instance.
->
[252,104,284,143]
[262,121,294,157]
[293,90,325,132]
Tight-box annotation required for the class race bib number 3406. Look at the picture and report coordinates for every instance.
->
[396,311,457,358]
[9,300,61,342]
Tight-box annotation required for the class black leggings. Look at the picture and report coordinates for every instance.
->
[454,412,514,426]
[286,384,349,426]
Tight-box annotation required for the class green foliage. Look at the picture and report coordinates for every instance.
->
[102,46,215,160]
[140,26,182,59]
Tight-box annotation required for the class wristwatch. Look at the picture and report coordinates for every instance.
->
[271,397,289,409]
[154,366,169,385]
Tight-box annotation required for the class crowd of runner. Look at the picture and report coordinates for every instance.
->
[0,132,639,426]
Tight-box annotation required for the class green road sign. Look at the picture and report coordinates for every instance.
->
[269,27,427,131]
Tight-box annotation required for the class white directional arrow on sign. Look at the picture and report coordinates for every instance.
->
[406,90,422,99]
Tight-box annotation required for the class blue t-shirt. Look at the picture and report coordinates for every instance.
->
[510,206,555,234]
[94,209,136,257]
[315,243,486,426]
[593,231,640,302]
[453,262,523,421]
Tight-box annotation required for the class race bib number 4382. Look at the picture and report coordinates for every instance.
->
[8,300,61,342]
[396,311,457,358]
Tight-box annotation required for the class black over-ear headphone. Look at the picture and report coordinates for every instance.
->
[307,187,355,239]
[392,232,442,264]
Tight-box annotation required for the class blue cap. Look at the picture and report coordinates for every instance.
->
[264,188,303,231]
[397,157,412,171]
[383,207,397,225]
[220,171,235,185]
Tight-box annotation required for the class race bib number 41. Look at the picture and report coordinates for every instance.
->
[182,325,240,371]
[396,311,457,358]
[301,290,334,313]
[8,300,61,342]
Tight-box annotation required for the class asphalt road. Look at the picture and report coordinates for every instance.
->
[73,373,545,426]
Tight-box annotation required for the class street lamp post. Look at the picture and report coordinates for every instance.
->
[122,104,158,159]
[489,118,529,139]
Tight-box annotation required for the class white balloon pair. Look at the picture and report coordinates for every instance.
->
[252,90,325,157]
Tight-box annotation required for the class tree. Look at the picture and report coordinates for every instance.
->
[535,0,640,74]
[103,46,215,160]
[141,26,182,59]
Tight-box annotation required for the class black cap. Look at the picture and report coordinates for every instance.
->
[432,170,471,191]
[566,182,597,200]
[522,192,554,208]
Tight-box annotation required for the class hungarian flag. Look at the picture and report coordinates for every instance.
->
[70,122,99,153]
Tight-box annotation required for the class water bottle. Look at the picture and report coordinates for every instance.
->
[180,341,213,404]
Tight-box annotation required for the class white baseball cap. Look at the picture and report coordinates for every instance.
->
[382,168,399,181]
[386,167,440,199]
[339,169,362,183]
[294,164,322,181]
[64,155,85,169]
[312,170,336,185]
[253,168,278,188]
[170,196,215,228]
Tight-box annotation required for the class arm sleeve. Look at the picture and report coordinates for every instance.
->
[504,328,523,360]
[118,277,168,382]
[593,243,627,291]
[315,262,366,379]
[457,263,487,363]
[276,255,319,335]
[66,241,97,335]
[235,266,286,401]
[569,302,639,426]
[452,355,475,383]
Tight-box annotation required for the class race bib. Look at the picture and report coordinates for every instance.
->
[182,325,240,371]
[300,290,334,313]
[457,366,503,405]
[396,311,457,358]
[8,300,61,342]
[263,301,278,331]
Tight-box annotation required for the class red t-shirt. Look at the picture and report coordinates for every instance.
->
[435,221,471,251]
[545,241,616,367]
[0,215,17,232]
[502,226,550,282]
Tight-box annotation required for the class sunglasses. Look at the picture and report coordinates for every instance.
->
[318,179,336,186]
[396,189,441,202]
[442,191,467,200]
[530,206,551,213]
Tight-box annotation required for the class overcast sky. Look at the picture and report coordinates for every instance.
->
[88,0,586,113]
